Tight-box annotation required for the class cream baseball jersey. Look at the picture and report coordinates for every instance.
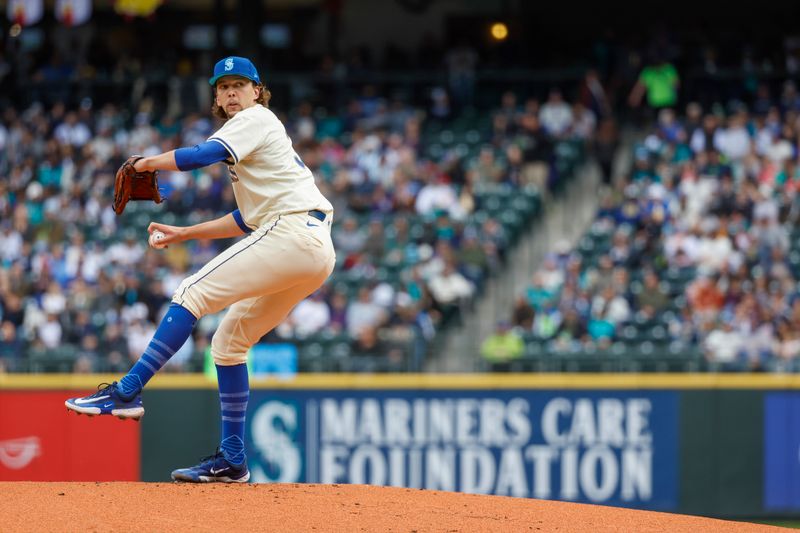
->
[66,57,338,485]
[208,104,333,228]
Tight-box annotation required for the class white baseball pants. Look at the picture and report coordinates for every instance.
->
[172,211,335,365]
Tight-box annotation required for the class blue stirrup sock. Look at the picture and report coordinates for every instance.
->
[216,363,249,466]
[118,303,198,397]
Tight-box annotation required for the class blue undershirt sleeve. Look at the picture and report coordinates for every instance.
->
[231,209,253,234]
[174,141,230,171]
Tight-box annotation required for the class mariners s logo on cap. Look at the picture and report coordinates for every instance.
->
[209,56,262,86]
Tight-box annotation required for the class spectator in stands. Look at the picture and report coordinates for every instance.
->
[480,320,523,371]
[552,309,588,352]
[592,285,631,326]
[428,254,475,302]
[764,125,795,167]
[696,218,733,274]
[281,291,332,339]
[326,290,349,334]
[73,353,95,374]
[382,218,410,268]
[533,302,562,340]
[709,174,737,216]
[0,222,23,264]
[479,217,508,261]
[53,111,92,148]
[773,317,800,367]
[739,312,774,372]
[666,306,697,344]
[333,216,367,257]
[346,286,387,338]
[41,281,67,315]
[636,269,670,319]
[415,172,463,219]
[780,81,800,113]
[445,40,479,110]
[750,210,789,270]
[717,111,752,163]
[384,299,427,371]
[511,295,535,330]
[687,273,725,319]
[570,102,597,141]
[691,114,724,156]
[539,88,573,138]
[458,234,489,286]
[101,322,130,373]
[76,333,102,372]
[350,325,405,370]
[64,310,94,345]
[503,143,526,186]
[655,108,684,145]
[704,321,744,368]
[518,111,552,192]
[608,228,633,267]
[467,145,505,184]
[628,52,680,120]
[526,272,556,311]
[585,254,615,294]
[0,320,23,371]
[106,232,144,267]
[497,91,521,124]
[361,217,386,261]
[429,87,452,121]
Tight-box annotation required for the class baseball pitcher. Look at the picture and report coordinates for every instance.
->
[66,56,336,483]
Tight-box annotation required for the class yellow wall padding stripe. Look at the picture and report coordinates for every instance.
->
[4,373,800,390]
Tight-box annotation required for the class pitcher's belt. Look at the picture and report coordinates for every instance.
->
[308,210,327,222]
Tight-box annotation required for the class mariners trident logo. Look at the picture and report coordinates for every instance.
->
[224,58,234,71]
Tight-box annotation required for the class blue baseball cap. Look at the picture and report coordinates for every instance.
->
[209,56,261,86]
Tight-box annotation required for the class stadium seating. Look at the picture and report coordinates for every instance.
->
[498,99,800,373]
[0,91,587,374]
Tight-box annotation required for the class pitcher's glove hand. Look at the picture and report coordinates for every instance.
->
[113,155,162,215]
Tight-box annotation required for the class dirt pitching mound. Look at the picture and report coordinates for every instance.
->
[0,482,787,532]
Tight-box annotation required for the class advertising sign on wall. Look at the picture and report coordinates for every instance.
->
[764,392,800,511]
[0,391,140,481]
[246,390,679,510]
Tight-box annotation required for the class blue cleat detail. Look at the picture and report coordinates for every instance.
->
[171,448,250,483]
[65,382,145,420]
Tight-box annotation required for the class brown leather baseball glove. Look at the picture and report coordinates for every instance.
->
[113,155,162,215]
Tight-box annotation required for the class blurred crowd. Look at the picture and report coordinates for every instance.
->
[489,80,800,372]
[0,78,603,373]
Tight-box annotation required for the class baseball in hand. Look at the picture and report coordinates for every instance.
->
[149,230,167,249]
